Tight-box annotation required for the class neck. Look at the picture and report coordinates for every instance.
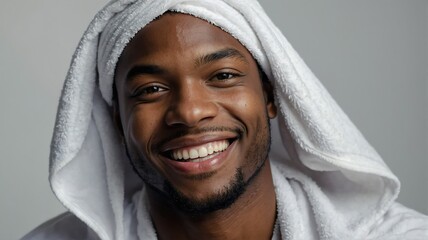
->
[147,162,277,240]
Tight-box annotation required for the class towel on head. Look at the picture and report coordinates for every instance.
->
[23,0,428,239]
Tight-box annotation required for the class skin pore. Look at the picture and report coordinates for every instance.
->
[113,13,278,239]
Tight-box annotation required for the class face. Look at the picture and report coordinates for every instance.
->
[114,13,276,213]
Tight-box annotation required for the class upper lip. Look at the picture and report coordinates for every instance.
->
[158,132,238,153]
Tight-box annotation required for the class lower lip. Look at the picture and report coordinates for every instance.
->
[163,141,236,176]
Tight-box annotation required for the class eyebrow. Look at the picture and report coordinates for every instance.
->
[195,48,248,67]
[125,48,248,81]
[126,65,166,81]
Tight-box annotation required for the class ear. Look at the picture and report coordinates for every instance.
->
[262,77,277,119]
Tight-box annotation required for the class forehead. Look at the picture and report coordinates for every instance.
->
[118,13,253,64]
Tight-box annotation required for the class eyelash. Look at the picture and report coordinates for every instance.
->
[131,85,167,99]
[211,71,242,81]
[130,71,243,100]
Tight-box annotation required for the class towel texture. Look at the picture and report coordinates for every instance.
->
[24,0,428,239]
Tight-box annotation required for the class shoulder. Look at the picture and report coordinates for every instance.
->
[367,202,428,240]
[21,212,99,240]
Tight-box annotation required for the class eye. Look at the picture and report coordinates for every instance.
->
[140,85,165,95]
[131,84,168,101]
[215,72,236,80]
[211,71,244,82]
[207,70,245,88]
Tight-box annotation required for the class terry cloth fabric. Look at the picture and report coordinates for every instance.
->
[23,0,428,239]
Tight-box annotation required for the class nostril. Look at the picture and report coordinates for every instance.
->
[164,100,218,127]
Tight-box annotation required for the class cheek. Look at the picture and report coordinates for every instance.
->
[220,87,267,124]
[125,106,162,154]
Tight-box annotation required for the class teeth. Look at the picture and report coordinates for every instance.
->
[208,145,214,154]
[170,140,230,161]
[182,150,189,160]
[189,149,198,159]
[198,147,208,158]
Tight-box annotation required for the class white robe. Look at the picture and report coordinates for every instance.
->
[22,160,428,239]
[22,0,428,239]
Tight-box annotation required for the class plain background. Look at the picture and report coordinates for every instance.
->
[1,1,427,239]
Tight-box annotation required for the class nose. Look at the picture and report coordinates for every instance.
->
[165,81,218,127]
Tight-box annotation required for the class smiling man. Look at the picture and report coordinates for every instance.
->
[23,0,428,240]
[112,13,277,239]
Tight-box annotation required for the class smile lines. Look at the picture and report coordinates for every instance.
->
[170,140,230,162]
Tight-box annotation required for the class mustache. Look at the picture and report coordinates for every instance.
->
[154,126,244,150]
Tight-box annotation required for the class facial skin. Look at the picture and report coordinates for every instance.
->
[114,13,277,239]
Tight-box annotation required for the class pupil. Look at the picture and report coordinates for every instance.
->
[146,86,159,94]
[220,73,230,79]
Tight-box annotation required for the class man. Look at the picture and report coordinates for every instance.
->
[113,12,277,239]
[23,0,428,239]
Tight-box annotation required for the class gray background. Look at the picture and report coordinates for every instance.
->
[1,1,427,239]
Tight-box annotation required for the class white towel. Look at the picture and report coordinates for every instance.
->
[37,0,427,239]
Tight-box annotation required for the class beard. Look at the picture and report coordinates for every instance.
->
[126,117,272,215]
[162,168,246,215]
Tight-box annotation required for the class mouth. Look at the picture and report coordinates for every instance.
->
[162,138,236,163]
[158,135,239,176]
